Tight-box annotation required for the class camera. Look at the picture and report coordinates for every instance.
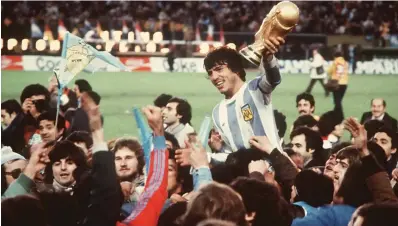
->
[32,99,48,113]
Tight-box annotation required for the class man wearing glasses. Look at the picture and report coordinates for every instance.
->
[1,146,27,195]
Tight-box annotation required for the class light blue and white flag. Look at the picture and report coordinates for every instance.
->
[132,107,153,174]
[197,115,212,152]
[54,32,128,125]
[56,32,128,87]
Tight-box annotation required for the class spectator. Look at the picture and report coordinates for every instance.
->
[1,99,22,129]
[360,98,398,132]
[290,127,326,168]
[163,97,194,148]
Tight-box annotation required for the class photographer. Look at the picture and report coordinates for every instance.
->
[1,84,51,157]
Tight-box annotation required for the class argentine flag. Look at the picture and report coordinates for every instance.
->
[54,32,128,124]
[55,32,129,87]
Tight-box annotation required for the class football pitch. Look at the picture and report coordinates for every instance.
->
[2,71,398,141]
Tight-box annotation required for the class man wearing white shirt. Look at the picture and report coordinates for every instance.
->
[163,97,195,148]
[206,37,284,152]
[305,49,328,96]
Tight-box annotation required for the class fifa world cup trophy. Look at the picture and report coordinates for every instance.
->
[239,1,300,66]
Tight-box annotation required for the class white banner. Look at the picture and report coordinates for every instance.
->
[16,55,398,75]
[149,57,206,73]
[278,59,398,75]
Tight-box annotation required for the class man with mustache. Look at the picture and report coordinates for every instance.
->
[360,98,397,133]
[296,92,320,121]
[205,37,285,152]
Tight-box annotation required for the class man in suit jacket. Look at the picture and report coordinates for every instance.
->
[360,98,397,132]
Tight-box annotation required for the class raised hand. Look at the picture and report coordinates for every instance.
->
[81,92,102,132]
[264,37,285,55]
[175,141,192,166]
[249,136,275,154]
[344,117,369,157]
[142,105,164,136]
[189,141,209,169]
[22,98,33,114]
[25,143,50,180]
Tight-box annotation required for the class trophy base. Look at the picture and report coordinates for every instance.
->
[239,45,262,67]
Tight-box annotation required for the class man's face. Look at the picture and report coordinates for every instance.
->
[39,119,61,142]
[114,147,139,180]
[73,85,81,98]
[291,134,312,161]
[297,99,314,116]
[3,159,27,185]
[324,153,337,179]
[52,157,77,186]
[28,95,46,118]
[374,132,396,159]
[162,102,180,126]
[371,99,385,118]
[1,110,16,128]
[333,158,349,187]
[208,64,241,97]
[332,123,345,138]
[167,159,179,193]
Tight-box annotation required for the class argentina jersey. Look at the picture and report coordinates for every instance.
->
[212,59,281,152]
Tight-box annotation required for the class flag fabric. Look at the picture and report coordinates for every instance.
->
[54,32,128,126]
[96,21,102,36]
[133,107,153,174]
[58,19,67,40]
[122,20,129,34]
[44,23,54,41]
[198,115,212,152]
[206,24,214,41]
[134,22,142,42]
[195,24,201,41]
[31,19,43,38]
[219,24,225,45]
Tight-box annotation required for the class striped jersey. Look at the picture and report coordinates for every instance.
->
[212,58,282,152]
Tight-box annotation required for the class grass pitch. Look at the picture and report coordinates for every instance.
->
[2,70,398,141]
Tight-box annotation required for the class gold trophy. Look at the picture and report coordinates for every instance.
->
[240,1,300,66]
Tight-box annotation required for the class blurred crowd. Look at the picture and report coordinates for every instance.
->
[2,1,398,46]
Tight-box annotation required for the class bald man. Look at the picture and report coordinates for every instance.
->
[360,98,397,132]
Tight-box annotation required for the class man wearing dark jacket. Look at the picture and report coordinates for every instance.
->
[360,98,397,132]
[2,84,50,156]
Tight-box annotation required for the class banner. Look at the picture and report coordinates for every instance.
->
[19,55,150,72]
[119,57,151,71]
[1,56,23,70]
[23,55,61,71]
[2,55,398,75]
[149,57,206,73]
[278,59,398,75]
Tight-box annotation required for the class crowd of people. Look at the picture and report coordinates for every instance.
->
[2,37,398,226]
[2,1,398,45]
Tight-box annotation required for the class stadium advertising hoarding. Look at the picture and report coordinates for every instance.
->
[2,55,397,75]
[1,56,24,70]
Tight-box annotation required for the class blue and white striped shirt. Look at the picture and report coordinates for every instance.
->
[212,57,282,152]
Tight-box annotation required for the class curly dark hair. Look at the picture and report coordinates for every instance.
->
[167,97,192,125]
[204,47,246,81]
[112,138,145,177]
[20,84,50,104]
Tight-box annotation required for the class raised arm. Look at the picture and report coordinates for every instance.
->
[119,106,168,226]
[256,37,285,94]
